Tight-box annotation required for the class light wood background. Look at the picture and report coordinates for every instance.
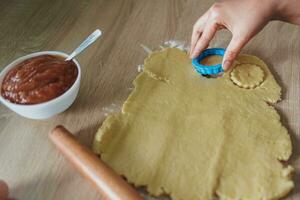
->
[0,0,299,199]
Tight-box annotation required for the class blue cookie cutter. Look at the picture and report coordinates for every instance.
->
[192,48,225,75]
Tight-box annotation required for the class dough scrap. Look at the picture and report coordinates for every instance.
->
[93,48,293,200]
[230,64,265,88]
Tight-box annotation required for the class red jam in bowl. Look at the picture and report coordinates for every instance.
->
[1,55,78,105]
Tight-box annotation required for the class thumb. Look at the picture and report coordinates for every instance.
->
[222,35,249,71]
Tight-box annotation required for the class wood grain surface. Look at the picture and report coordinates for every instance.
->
[0,0,299,199]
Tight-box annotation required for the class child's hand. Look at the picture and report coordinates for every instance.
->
[190,0,277,71]
[0,180,8,200]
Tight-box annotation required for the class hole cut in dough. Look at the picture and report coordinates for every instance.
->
[230,64,265,89]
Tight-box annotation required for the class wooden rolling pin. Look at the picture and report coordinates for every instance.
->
[50,125,143,200]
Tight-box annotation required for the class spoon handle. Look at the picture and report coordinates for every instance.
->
[65,29,102,61]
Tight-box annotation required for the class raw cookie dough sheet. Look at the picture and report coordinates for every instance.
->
[93,48,293,200]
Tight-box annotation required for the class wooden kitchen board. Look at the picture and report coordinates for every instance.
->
[0,0,299,200]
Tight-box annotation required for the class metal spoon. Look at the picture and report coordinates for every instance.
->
[65,29,102,61]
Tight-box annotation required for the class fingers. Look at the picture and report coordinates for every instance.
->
[191,22,218,58]
[190,28,202,56]
[190,11,210,56]
[222,35,249,71]
[0,180,9,200]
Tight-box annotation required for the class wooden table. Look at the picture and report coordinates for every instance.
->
[0,0,299,199]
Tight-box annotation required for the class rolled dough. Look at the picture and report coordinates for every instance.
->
[93,48,293,200]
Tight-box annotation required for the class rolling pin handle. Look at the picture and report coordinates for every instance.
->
[50,125,143,200]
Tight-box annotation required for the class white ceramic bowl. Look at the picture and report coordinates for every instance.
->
[0,51,81,119]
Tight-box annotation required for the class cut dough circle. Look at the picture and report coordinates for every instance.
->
[230,64,264,89]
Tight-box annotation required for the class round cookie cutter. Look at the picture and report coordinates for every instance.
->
[192,48,225,75]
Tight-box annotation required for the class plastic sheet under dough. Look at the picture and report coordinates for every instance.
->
[93,48,293,200]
